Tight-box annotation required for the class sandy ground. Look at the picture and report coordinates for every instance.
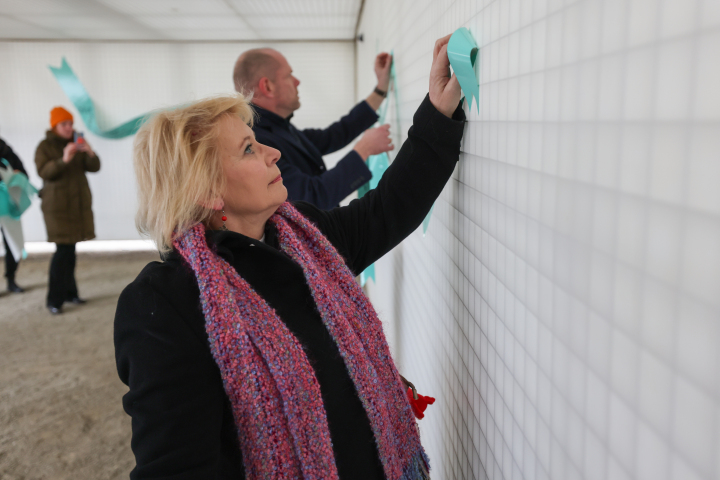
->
[0,251,160,480]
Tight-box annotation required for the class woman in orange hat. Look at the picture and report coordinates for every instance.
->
[35,107,101,315]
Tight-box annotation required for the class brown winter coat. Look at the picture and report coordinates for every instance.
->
[35,130,101,244]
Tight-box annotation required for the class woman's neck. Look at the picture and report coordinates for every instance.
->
[209,210,268,240]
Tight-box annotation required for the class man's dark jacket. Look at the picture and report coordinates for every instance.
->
[252,101,378,210]
[0,138,27,175]
[114,96,465,479]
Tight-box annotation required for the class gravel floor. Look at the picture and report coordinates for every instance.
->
[0,251,159,480]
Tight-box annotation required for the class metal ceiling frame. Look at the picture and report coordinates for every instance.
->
[0,0,366,43]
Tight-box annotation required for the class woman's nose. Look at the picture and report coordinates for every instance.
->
[268,146,281,165]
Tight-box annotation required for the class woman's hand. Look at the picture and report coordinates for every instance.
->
[429,35,462,118]
[354,124,394,161]
[62,143,77,163]
[77,139,96,157]
[374,53,392,92]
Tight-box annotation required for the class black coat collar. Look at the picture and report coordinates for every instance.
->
[205,225,280,263]
[251,104,293,131]
[251,104,320,165]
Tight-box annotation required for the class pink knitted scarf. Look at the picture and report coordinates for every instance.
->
[174,202,429,479]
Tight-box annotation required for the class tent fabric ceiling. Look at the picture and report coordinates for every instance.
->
[0,0,362,41]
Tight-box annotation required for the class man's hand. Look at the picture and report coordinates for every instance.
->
[354,124,393,161]
[374,53,392,92]
[429,35,462,118]
[62,143,77,163]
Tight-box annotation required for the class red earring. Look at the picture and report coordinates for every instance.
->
[221,210,228,231]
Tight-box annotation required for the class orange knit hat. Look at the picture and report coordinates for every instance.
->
[50,107,73,128]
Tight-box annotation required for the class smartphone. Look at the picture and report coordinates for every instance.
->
[74,131,85,144]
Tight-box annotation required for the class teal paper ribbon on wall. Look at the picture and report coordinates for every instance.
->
[49,58,149,139]
[448,27,480,112]
[358,53,398,286]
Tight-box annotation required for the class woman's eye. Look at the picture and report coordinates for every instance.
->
[244,144,254,155]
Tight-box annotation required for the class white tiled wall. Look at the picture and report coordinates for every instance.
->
[357,1,720,479]
[0,40,354,241]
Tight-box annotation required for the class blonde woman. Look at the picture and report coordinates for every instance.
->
[115,35,463,479]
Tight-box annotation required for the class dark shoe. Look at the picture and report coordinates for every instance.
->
[47,305,63,315]
[66,297,87,305]
[7,280,24,293]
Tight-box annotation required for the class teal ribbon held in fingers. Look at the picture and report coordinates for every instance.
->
[49,58,149,139]
[448,27,480,112]
[0,160,39,220]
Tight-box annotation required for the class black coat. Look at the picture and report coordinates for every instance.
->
[0,138,27,175]
[252,101,377,210]
[114,95,466,479]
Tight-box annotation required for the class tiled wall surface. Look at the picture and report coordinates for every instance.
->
[357,0,720,479]
[0,41,355,241]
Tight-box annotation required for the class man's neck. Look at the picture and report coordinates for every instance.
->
[251,99,292,120]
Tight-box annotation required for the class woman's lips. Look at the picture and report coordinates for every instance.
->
[270,174,282,184]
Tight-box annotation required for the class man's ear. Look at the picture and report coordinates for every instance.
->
[257,77,273,98]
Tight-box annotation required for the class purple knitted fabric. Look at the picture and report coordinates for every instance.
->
[174,202,429,480]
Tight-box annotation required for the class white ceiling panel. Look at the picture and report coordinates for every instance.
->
[53,27,161,40]
[161,28,260,41]
[0,0,88,15]
[94,0,235,16]
[227,0,361,16]
[137,15,250,30]
[247,15,356,31]
[14,14,134,30]
[0,15,59,38]
[260,28,356,40]
[0,0,362,40]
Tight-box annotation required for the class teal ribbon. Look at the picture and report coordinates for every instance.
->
[0,160,39,220]
[358,149,389,287]
[422,204,434,235]
[448,27,480,112]
[357,50,439,284]
[358,52,399,286]
[49,58,149,139]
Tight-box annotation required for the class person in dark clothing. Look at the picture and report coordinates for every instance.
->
[115,35,463,479]
[233,48,395,209]
[35,107,100,314]
[0,137,27,293]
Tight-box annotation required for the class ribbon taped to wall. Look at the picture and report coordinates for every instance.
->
[49,58,149,139]
[448,27,480,112]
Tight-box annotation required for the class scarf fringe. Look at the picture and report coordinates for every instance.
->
[400,450,431,480]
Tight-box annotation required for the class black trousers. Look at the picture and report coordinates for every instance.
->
[3,232,18,281]
[47,243,78,307]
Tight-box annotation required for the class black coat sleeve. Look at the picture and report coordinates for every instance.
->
[301,101,379,155]
[0,139,27,175]
[114,268,234,479]
[295,95,466,275]
[277,146,372,210]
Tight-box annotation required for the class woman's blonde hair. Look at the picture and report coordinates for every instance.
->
[133,94,254,254]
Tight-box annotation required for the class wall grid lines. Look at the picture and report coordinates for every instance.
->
[359,0,720,479]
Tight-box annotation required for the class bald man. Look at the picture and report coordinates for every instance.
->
[233,48,394,210]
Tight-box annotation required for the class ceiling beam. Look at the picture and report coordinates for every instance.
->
[354,0,366,40]
[0,38,356,44]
